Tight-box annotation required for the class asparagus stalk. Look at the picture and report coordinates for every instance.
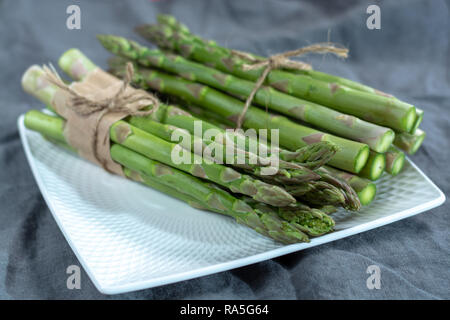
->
[173,103,337,170]
[385,146,405,176]
[181,103,236,128]
[394,128,426,155]
[136,20,417,133]
[322,166,376,206]
[284,181,345,207]
[97,34,394,153]
[358,151,386,181]
[22,67,297,207]
[242,199,335,237]
[106,57,370,173]
[123,167,220,212]
[318,205,338,215]
[24,110,311,243]
[315,168,361,210]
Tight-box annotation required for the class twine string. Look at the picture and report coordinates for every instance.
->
[231,43,348,129]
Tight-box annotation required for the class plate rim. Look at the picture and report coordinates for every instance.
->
[18,114,446,294]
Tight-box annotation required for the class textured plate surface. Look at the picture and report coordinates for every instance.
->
[18,115,445,294]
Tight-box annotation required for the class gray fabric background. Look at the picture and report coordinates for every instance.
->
[0,0,449,299]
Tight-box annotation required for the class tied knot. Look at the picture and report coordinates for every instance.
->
[42,62,160,172]
[231,43,348,129]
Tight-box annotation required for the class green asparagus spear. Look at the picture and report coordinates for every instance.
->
[178,101,366,208]
[358,151,386,181]
[410,108,424,134]
[316,168,361,210]
[97,34,394,153]
[242,198,335,237]
[282,166,360,211]
[322,166,376,206]
[136,20,417,133]
[385,146,405,176]
[394,128,426,155]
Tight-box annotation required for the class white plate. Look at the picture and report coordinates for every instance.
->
[18,115,445,294]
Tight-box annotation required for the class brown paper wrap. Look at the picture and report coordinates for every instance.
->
[45,64,159,176]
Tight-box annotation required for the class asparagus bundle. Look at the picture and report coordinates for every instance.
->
[97,34,395,153]
[23,63,342,243]
[105,56,370,173]
[22,66,297,207]
[136,16,417,133]
[56,50,359,198]
[25,110,326,244]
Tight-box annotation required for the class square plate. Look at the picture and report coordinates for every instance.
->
[18,115,445,294]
